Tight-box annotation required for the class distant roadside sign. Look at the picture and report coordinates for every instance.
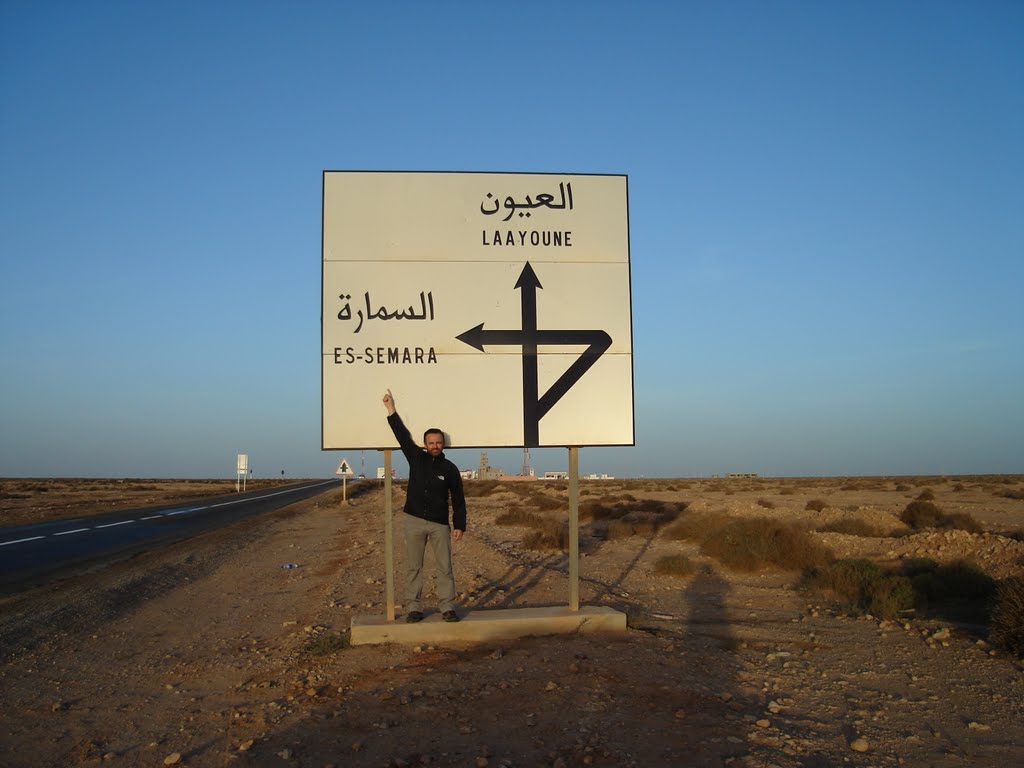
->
[322,171,633,451]
[336,458,354,477]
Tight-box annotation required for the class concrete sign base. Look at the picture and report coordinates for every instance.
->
[350,605,626,646]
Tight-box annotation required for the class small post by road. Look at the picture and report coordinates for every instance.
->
[236,454,249,493]
[383,449,395,621]
[568,446,580,611]
[336,458,354,506]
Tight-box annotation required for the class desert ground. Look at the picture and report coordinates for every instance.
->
[1,475,1023,768]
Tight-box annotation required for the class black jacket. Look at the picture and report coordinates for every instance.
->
[387,412,467,531]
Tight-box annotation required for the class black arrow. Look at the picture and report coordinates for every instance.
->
[515,263,541,444]
[455,263,612,447]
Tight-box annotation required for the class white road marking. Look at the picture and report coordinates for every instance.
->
[0,480,339,549]
[0,536,46,547]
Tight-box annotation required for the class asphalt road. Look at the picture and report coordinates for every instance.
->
[0,478,345,593]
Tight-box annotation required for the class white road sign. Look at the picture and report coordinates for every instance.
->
[336,458,354,477]
[322,171,633,450]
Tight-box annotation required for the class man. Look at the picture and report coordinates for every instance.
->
[382,389,466,623]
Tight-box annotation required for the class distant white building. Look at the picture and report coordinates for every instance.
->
[543,471,569,480]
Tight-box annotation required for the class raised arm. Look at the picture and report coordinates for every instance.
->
[383,389,418,461]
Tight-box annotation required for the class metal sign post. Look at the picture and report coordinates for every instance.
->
[568,446,580,611]
[383,449,395,621]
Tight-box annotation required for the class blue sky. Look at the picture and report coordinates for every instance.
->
[1,1,1021,479]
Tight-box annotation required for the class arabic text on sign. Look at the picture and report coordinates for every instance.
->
[480,182,574,221]
[337,291,435,334]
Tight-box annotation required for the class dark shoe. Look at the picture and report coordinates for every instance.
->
[442,610,460,623]
[406,611,424,623]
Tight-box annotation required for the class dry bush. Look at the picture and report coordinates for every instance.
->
[991,576,1024,657]
[916,488,936,501]
[805,499,828,512]
[605,520,636,540]
[779,487,797,496]
[701,517,832,572]
[528,493,565,511]
[654,554,696,577]
[817,518,889,538]
[522,519,568,551]
[582,499,687,538]
[942,512,984,534]
[1001,489,1024,500]
[906,559,995,624]
[756,498,776,509]
[495,508,543,527]
[900,500,945,529]
[894,483,910,492]
[463,480,502,498]
[660,511,730,542]
[804,559,914,620]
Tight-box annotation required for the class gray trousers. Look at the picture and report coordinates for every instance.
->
[403,513,456,613]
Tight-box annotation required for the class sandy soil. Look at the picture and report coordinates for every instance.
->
[1,476,1023,767]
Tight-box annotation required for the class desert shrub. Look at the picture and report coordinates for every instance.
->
[867,576,916,620]
[756,498,776,509]
[583,499,686,533]
[910,560,994,603]
[990,577,1024,657]
[582,501,624,521]
[530,493,565,511]
[901,501,945,529]
[522,519,568,551]
[817,518,888,538]
[1001,489,1024,501]
[660,511,730,542]
[805,559,914,619]
[942,512,984,534]
[304,632,350,656]
[633,498,667,512]
[463,480,501,498]
[952,483,966,492]
[805,499,828,512]
[898,500,983,532]
[605,520,636,540]
[916,488,936,501]
[779,487,797,495]
[900,557,939,576]
[701,517,832,572]
[894,483,910,492]
[495,508,543,527]
[905,559,996,623]
[654,554,696,577]
[808,558,884,601]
